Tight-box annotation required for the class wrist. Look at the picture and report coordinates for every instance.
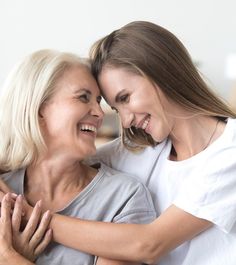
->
[1,248,20,263]
[2,250,34,265]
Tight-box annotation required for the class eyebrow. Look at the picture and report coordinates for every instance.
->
[73,88,92,95]
[115,89,126,103]
[73,88,102,100]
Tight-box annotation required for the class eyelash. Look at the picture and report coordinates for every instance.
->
[97,96,102,104]
[77,94,102,105]
[78,94,90,103]
[111,94,130,113]
[119,94,129,103]
[111,107,118,113]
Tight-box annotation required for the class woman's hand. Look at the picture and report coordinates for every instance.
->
[0,193,33,265]
[12,195,52,261]
[0,193,15,258]
[0,178,52,260]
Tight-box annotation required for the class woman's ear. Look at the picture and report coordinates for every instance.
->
[38,103,46,122]
[38,105,47,139]
[39,106,44,119]
[39,110,43,118]
[38,111,45,128]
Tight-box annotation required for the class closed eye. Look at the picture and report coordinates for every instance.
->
[111,106,118,113]
[97,95,102,104]
[118,94,129,103]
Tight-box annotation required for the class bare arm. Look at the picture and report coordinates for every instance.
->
[1,176,211,263]
[51,205,212,264]
[0,178,140,264]
[97,257,139,265]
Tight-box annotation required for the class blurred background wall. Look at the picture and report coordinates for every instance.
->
[1,0,236,144]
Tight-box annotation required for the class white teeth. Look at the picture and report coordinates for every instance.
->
[142,117,150,130]
[80,124,97,133]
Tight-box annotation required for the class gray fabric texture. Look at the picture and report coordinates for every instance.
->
[1,162,156,265]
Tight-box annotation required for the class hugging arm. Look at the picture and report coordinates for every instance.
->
[0,178,140,265]
[50,205,211,264]
[97,258,139,265]
[1,175,211,264]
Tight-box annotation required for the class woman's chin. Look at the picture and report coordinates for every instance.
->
[82,145,97,158]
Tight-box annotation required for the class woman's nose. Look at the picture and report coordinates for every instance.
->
[91,102,104,119]
[119,110,134,129]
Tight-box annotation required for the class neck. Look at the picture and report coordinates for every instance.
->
[25,154,96,210]
[169,116,224,161]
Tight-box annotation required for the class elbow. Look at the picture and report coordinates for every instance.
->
[134,237,162,264]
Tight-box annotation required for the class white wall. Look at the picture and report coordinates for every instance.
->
[1,0,236,99]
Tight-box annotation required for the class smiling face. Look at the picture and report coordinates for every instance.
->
[40,65,104,160]
[98,67,174,142]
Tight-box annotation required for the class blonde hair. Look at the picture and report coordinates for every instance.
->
[90,21,236,151]
[0,49,88,172]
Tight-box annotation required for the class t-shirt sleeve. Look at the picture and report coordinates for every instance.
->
[173,148,236,233]
[112,182,157,224]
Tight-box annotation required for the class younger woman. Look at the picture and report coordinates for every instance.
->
[49,21,236,265]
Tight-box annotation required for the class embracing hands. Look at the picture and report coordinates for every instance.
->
[0,179,52,264]
[11,194,52,261]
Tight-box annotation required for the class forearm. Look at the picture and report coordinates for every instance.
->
[50,206,212,265]
[97,257,140,265]
[51,214,151,263]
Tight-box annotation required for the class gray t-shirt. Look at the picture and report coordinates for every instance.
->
[1,162,156,265]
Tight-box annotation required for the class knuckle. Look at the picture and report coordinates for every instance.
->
[1,217,10,224]
[28,223,36,231]
[34,234,42,242]
[12,216,20,224]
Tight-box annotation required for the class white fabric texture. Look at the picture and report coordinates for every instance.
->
[88,118,236,265]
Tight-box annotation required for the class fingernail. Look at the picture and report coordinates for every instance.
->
[37,200,42,208]
[47,228,52,235]
[17,194,23,201]
[11,193,18,197]
[44,210,51,219]
[5,193,11,202]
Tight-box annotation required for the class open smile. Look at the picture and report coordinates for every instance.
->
[137,115,150,130]
[78,123,98,137]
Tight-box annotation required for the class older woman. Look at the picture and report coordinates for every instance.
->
[0,49,155,265]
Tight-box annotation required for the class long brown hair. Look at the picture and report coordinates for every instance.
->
[90,21,236,150]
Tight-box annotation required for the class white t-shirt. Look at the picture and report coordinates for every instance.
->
[88,118,236,265]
